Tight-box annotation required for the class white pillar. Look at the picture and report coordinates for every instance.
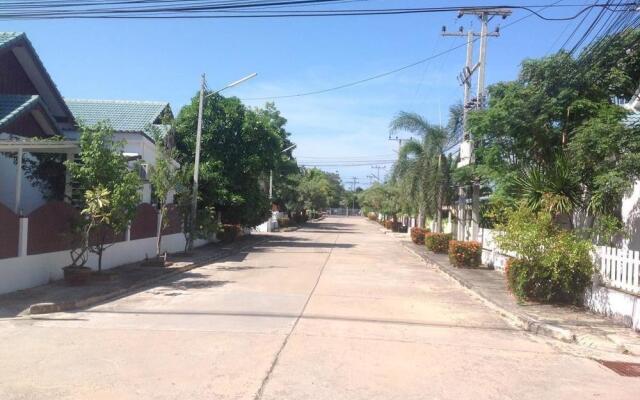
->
[64,151,74,203]
[14,148,22,214]
[18,216,28,257]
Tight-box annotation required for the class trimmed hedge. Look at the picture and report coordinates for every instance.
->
[217,224,240,243]
[448,240,482,268]
[425,232,452,253]
[410,227,429,245]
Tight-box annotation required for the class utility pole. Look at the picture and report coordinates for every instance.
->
[371,165,386,182]
[348,177,360,216]
[442,8,510,241]
[388,134,404,154]
[189,74,206,251]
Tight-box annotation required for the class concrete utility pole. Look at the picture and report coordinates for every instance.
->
[348,177,360,216]
[371,165,386,182]
[442,8,510,241]
[388,134,404,154]
[190,74,206,251]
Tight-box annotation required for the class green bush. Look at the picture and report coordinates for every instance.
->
[425,232,452,253]
[448,240,482,267]
[497,206,593,304]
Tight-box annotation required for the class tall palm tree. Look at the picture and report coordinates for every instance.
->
[389,112,452,232]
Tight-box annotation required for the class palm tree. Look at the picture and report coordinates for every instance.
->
[389,112,453,232]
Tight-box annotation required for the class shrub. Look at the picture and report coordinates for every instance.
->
[448,240,482,268]
[384,220,393,230]
[367,212,377,221]
[410,227,430,245]
[425,232,452,253]
[277,217,291,227]
[497,205,593,304]
[217,224,240,243]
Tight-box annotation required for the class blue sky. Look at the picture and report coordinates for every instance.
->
[3,1,589,187]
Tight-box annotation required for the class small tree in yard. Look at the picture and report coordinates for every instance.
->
[148,128,180,261]
[65,123,141,271]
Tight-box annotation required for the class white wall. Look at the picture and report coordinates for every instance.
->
[0,233,212,295]
[585,284,640,331]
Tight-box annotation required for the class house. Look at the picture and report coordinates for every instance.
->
[64,98,174,202]
[0,32,77,215]
[0,32,193,295]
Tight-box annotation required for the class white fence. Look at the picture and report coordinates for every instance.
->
[597,246,640,295]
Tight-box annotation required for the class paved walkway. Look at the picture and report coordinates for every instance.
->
[1,217,639,399]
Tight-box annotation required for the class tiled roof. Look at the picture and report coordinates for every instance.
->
[0,32,23,50]
[0,94,40,128]
[65,99,169,133]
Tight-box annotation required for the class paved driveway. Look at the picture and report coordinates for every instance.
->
[1,217,638,399]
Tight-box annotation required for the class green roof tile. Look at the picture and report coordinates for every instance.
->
[65,99,169,133]
[0,32,23,50]
[0,94,39,128]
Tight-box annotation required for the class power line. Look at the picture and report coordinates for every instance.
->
[241,1,602,101]
[0,2,634,20]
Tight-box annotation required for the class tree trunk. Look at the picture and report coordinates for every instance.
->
[156,209,163,258]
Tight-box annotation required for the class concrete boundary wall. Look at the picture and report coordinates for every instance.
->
[0,233,213,295]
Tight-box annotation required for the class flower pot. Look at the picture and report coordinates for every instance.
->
[62,266,92,286]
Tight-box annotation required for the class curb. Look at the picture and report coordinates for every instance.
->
[27,237,268,316]
[398,240,577,344]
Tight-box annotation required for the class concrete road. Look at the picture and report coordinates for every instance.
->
[1,217,639,399]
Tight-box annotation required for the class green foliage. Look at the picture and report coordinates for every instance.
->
[296,168,343,212]
[448,240,482,268]
[174,96,285,227]
[468,30,640,233]
[359,182,401,216]
[65,123,141,270]
[425,232,452,253]
[147,125,181,257]
[388,112,454,227]
[496,205,593,304]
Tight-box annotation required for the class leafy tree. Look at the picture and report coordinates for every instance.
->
[147,126,180,260]
[297,168,335,211]
[255,103,302,215]
[173,95,284,228]
[469,29,640,232]
[389,112,453,231]
[65,123,141,271]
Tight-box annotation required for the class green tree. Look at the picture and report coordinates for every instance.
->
[173,95,283,228]
[389,112,452,231]
[65,123,141,271]
[469,29,640,232]
[147,126,180,260]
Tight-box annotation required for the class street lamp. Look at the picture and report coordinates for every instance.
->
[270,143,297,200]
[189,72,257,251]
